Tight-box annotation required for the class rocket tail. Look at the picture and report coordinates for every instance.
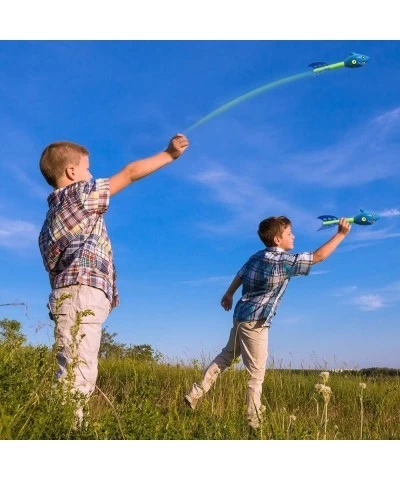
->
[317,215,339,231]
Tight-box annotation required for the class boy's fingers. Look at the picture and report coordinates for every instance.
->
[173,133,189,142]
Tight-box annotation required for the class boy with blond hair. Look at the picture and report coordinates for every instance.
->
[39,134,189,423]
[185,215,351,429]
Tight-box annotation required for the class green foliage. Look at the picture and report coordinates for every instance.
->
[360,367,400,377]
[0,318,27,348]
[0,326,399,440]
[99,327,160,362]
[125,344,161,362]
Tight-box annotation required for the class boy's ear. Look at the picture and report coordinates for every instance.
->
[273,235,281,247]
[65,164,75,180]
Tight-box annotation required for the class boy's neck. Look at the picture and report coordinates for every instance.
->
[55,179,79,190]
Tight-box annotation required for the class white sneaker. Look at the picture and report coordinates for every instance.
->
[247,405,266,429]
[184,394,199,410]
[248,416,260,429]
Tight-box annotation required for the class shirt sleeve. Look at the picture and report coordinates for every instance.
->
[282,252,313,278]
[81,178,110,213]
[236,263,247,278]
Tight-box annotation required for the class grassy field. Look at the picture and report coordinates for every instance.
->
[1,336,399,440]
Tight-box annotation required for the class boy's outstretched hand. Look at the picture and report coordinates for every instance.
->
[338,218,352,236]
[221,293,233,311]
[165,133,189,159]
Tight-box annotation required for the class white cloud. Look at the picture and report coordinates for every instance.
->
[339,242,377,252]
[0,217,39,249]
[282,107,400,187]
[380,208,400,217]
[375,107,400,126]
[353,294,386,311]
[339,226,400,252]
[191,166,315,235]
[337,282,400,312]
[350,227,400,242]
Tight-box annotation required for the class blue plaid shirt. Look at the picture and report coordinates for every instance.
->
[233,247,313,326]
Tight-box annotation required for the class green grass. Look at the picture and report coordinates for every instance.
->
[1,343,399,440]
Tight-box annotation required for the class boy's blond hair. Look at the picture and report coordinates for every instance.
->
[258,216,291,247]
[39,141,89,188]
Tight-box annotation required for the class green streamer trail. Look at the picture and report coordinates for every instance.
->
[184,70,314,133]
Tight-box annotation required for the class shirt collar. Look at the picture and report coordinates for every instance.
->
[47,180,91,207]
[47,188,65,207]
[265,246,285,253]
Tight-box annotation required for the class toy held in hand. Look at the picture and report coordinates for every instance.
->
[317,209,380,231]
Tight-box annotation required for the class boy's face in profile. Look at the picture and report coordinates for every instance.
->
[70,155,92,183]
[275,225,295,251]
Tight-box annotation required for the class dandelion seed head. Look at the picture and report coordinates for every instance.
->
[315,383,332,400]
[289,415,297,422]
[359,383,367,389]
[319,371,330,382]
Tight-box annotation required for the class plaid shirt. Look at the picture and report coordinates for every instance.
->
[233,247,313,326]
[38,178,119,308]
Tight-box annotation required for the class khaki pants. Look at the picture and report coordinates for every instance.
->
[187,319,269,422]
[48,285,110,403]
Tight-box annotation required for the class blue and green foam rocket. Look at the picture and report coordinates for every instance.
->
[317,209,380,231]
[309,52,370,73]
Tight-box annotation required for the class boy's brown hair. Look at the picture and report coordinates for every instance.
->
[39,141,89,188]
[258,216,291,247]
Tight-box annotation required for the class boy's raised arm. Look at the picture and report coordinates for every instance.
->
[109,134,189,196]
[312,218,351,264]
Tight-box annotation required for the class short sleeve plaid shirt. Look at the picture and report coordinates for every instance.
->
[38,178,119,308]
[233,247,313,326]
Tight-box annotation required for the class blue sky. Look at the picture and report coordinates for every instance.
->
[1,39,399,369]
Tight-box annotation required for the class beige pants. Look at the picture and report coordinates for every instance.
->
[48,285,110,400]
[187,319,269,420]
